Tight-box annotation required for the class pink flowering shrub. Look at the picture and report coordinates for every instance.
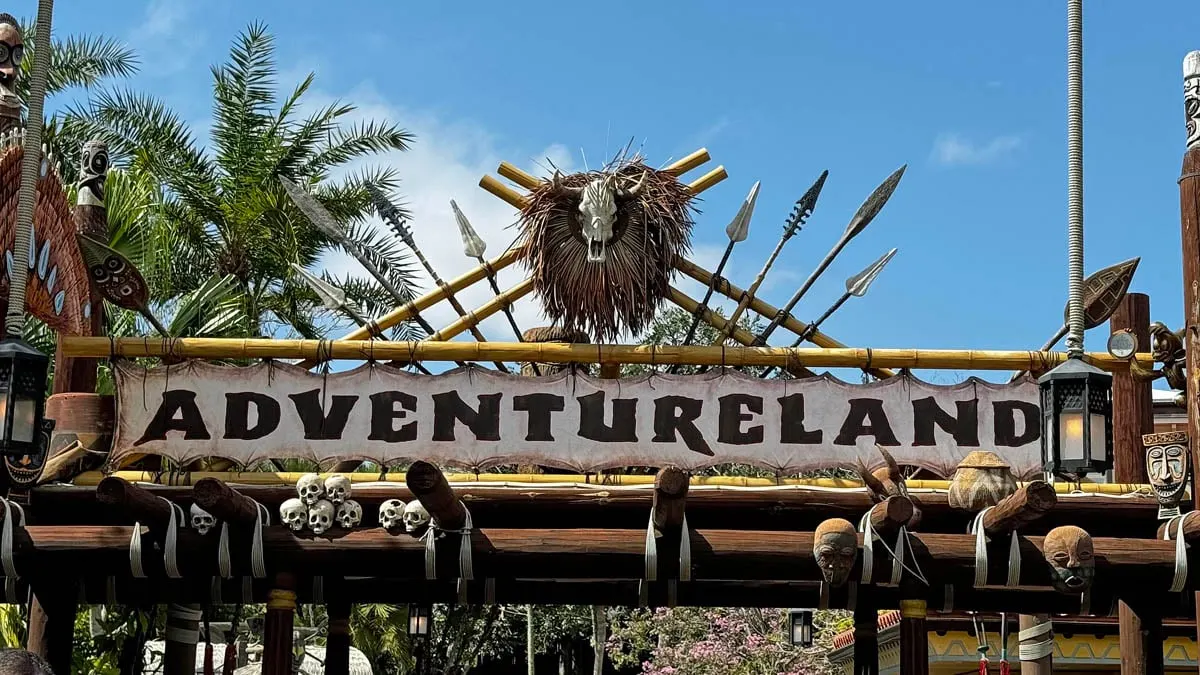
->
[607,608,841,675]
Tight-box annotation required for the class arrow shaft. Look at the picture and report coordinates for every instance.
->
[336,304,432,375]
[667,241,736,376]
[753,232,849,346]
[759,291,851,378]
[716,230,795,341]
[475,256,539,376]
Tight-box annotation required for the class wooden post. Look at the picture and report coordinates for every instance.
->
[1110,292,1160,675]
[25,584,77,674]
[325,595,352,675]
[262,573,297,675]
[1018,614,1054,674]
[652,466,688,533]
[1180,49,1200,672]
[163,604,202,675]
[898,597,928,675]
[853,591,879,675]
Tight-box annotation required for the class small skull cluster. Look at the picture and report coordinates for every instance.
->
[283,474,363,535]
[378,498,431,536]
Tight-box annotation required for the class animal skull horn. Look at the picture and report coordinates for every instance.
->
[550,171,583,196]
[616,169,649,200]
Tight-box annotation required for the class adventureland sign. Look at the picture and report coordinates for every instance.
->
[113,362,1044,477]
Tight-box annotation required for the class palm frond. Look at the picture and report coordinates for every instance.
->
[211,23,277,180]
[165,274,248,337]
[271,99,355,178]
[313,165,403,224]
[16,21,138,100]
[308,118,415,171]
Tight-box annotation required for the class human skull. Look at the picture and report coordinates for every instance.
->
[551,170,646,263]
[297,473,325,506]
[308,499,335,535]
[402,500,431,535]
[379,499,407,530]
[336,499,363,529]
[324,474,351,505]
[190,503,216,536]
[279,498,308,532]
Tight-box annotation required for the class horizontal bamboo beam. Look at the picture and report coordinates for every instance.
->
[497,162,541,190]
[61,336,1152,372]
[666,285,815,378]
[65,472,1146,494]
[688,166,727,194]
[5,526,1182,589]
[674,257,898,379]
[662,149,712,177]
[479,175,528,209]
[428,278,535,341]
[497,149,714,194]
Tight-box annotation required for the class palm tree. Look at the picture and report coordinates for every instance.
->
[66,22,421,338]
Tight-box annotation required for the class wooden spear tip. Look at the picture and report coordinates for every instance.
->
[654,466,690,497]
[1185,51,1200,77]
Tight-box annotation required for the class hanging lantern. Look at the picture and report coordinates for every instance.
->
[1038,357,1113,477]
[0,336,51,459]
[787,608,814,648]
[407,604,431,638]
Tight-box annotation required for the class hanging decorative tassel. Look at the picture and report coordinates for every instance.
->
[998,612,1011,675]
[223,602,243,675]
[202,604,215,675]
[971,613,990,675]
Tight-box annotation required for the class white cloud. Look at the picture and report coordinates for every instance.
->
[129,0,206,77]
[931,133,1022,166]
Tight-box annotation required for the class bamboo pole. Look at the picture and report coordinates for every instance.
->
[662,149,712,176]
[688,166,727,194]
[62,335,1153,372]
[68,470,1147,494]
[666,286,815,378]
[498,162,541,190]
[428,278,535,341]
[480,175,528,209]
[481,157,725,210]
[674,257,897,379]
[497,149,713,192]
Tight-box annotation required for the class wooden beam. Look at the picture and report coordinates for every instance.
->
[1019,614,1054,674]
[428,278,535,341]
[325,593,352,675]
[868,496,914,541]
[192,477,262,525]
[263,573,297,675]
[25,583,76,674]
[61,336,1154,372]
[898,598,928,675]
[674,257,898,379]
[980,481,1058,536]
[853,590,879,675]
[96,476,177,532]
[1179,50,1200,656]
[652,467,688,533]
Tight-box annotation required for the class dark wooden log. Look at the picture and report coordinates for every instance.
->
[326,594,352,675]
[163,603,202,675]
[980,481,1058,536]
[30,483,1164,536]
[193,478,263,525]
[406,461,467,530]
[25,582,77,674]
[1111,292,1159,675]
[1180,51,1200,674]
[263,573,297,675]
[652,467,688,533]
[869,496,913,541]
[898,597,928,675]
[1156,514,1200,539]
[97,476,178,532]
[853,590,879,675]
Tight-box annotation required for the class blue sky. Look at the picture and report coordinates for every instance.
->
[26,1,1200,384]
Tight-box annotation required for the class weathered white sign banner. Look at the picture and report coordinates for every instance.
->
[113,362,1043,477]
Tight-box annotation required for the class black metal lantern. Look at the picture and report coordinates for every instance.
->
[0,337,50,459]
[408,604,431,638]
[1038,356,1113,478]
[787,608,814,648]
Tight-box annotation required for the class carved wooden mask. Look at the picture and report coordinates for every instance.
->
[813,518,858,588]
[1044,525,1094,594]
[1144,431,1190,519]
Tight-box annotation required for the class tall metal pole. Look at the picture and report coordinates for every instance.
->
[1065,0,1085,357]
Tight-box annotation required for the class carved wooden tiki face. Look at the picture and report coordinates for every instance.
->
[1144,431,1190,519]
[1187,52,1200,149]
[0,18,22,114]
[1044,526,1094,594]
[813,518,858,587]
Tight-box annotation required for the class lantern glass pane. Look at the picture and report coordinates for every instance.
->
[1089,413,1107,458]
[11,397,34,444]
[1058,411,1085,461]
[0,396,7,436]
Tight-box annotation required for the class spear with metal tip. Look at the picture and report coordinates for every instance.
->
[1007,256,1141,382]
[290,263,432,375]
[751,164,906,348]
[279,177,468,368]
[666,181,758,375]
[367,185,510,372]
[713,172,828,339]
[760,248,897,379]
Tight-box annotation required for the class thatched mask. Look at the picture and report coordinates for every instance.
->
[813,518,858,587]
[1144,431,1190,519]
[1043,525,1094,594]
[947,451,1018,511]
[519,162,695,341]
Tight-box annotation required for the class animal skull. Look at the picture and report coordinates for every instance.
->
[190,503,216,536]
[279,498,308,532]
[297,473,325,506]
[402,500,431,535]
[336,499,363,529]
[308,499,335,535]
[379,499,407,530]
[324,474,352,505]
[551,170,647,263]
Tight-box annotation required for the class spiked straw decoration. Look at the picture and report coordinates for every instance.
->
[518,161,696,341]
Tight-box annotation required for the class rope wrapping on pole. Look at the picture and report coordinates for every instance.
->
[1064,0,1086,355]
